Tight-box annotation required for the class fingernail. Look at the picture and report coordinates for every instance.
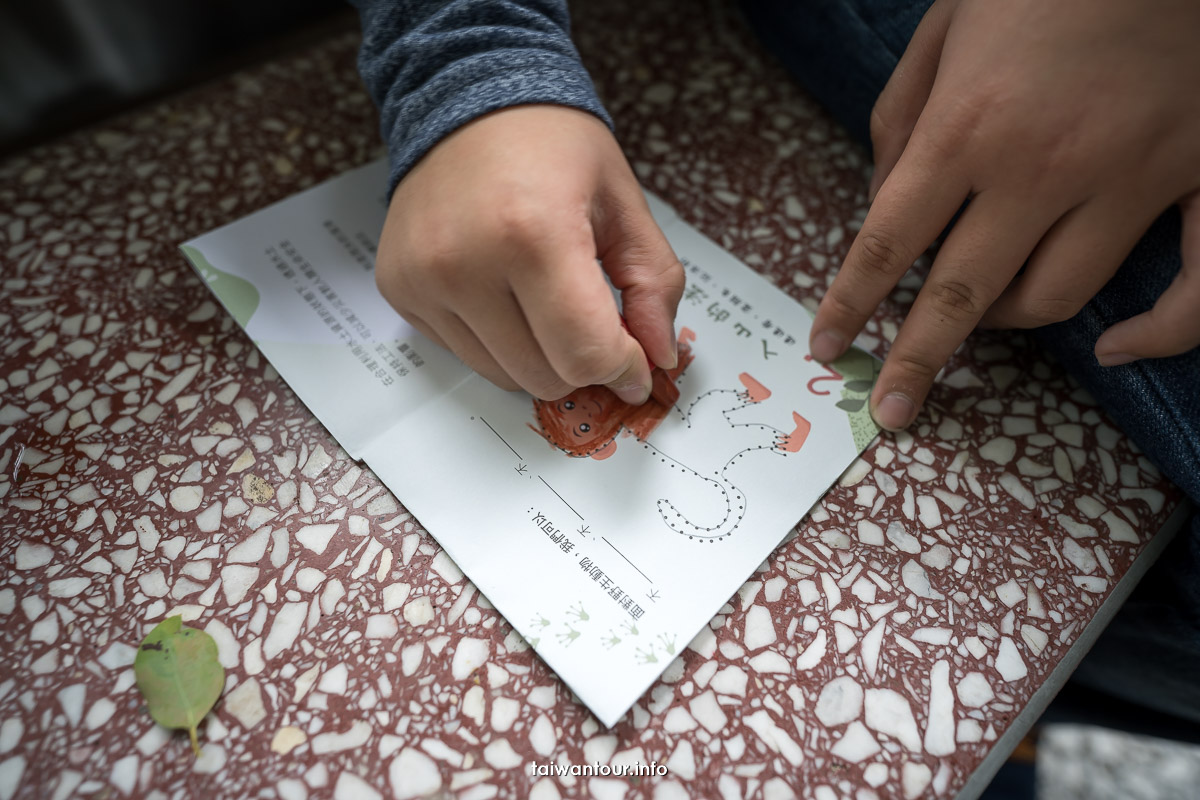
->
[874,392,916,431]
[1096,352,1138,367]
[611,380,651,405]
[663,335,679,370]
[810,330,846,363]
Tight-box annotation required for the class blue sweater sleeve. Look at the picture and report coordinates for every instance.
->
[349,0,613,196]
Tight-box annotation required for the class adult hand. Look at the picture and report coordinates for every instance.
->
[808,0,1200,430]
[376,105,685,404]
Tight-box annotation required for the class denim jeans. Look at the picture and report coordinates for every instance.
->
[738,0,1200,731]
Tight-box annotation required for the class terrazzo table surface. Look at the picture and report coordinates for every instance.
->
[0,1,1186,799]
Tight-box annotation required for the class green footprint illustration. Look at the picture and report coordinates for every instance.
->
[556,624,581,647]
[636,644,658,665]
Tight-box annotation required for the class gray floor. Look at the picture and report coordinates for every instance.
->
[1038,725,1200,800]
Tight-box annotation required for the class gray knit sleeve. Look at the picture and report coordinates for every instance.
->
[348,0,613,195]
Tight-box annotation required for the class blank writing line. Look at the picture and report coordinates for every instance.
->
[602,536,652,585]
[538,476,584,521]
[478,416,522,460]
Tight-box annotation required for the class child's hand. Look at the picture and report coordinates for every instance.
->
[376,105,685,404]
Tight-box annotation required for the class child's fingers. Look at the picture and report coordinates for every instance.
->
[417,309,522,393]
[597,189,686,370]
[512,241,653,405]
[449,293,577,400]
[374,268,520,389]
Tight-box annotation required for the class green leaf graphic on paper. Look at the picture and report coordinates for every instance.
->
[833,348,882,452]
[134,616,226,756]
[181,244,261,327]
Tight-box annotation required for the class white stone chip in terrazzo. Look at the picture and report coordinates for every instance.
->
[749,651,791,674]
[744,710,805,766]
[14,542,52,570]
[333,772,381,800]
[391,746,442,800]
[451,636,489,681]
[923,660,957,756]
[108,754,137,795]
[225,677,267,729]
[318,664,348,695]
[863,689,921,752]
[296,523,338,554]
[263,601,307,659]
[742,605,776,650]
[320,579,346,615]
[84,698,116,731]
[816,676,864,727]
[311,721,371,754]
[482,738,522,769]
[365,613,398,639]
[795,629,828,670]
[832,721,882,763]
[902,761,933,800]
[0,723,19,757]
[995,637,1029,682]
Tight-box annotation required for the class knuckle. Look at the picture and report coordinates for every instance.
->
[375,255,419,305]
[888,350,942,384]
[515,354,576,400]
[462,356,509,390]
[528,376,574,402]
[661,256,687,289]
[655,258,687,306]
[854,230,911,279]
[385,222,468,295]
[914,101,979,164]
[493,196,555,248]
[868,106,895,149]
[926,278,984,323]
[558,339,623,387]
[492,375,523,393]
[1018,296,1081,327]
[821,287,866,322]
[469,356,523,393]
[373,256,397,296]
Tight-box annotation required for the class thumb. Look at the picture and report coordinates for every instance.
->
[596,190,687,371]
[602,336,655,406]
[1094,195,1200,365]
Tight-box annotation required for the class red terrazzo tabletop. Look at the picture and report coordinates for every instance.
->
[0,1,1186,799]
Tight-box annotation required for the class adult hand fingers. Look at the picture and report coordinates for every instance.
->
[1094,194,1200,364]
[595,187,686,370]
[982,197,1159,329]
[810,139,972,364]
[868,0,956,201]
[870,192,1054,429]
